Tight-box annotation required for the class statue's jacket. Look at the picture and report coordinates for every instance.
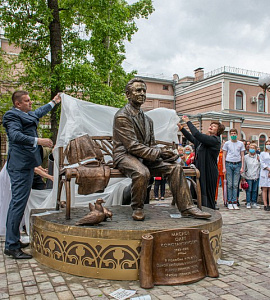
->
[113,103,161,166]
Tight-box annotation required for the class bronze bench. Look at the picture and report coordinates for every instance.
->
[56,136,201,219]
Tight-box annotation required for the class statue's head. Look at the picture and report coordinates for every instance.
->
[125,78,147,108]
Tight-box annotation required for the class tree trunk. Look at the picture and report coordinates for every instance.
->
[48,0,62,143]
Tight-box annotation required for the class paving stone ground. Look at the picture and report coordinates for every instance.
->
[0,188,270,300]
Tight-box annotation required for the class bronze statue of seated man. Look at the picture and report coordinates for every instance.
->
[113,78,211,221]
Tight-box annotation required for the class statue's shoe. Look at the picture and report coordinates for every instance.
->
[132,208,145,221]
[181,207,211,219]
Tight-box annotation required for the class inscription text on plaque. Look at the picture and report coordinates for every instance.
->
[140,228,219,288]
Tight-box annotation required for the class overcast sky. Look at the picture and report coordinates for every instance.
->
[123,0,270,80]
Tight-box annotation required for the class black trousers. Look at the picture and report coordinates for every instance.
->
[6,168,34,250]
[154,178,166,198]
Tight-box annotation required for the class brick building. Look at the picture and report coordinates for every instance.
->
[140,76,175,111]
[141,67,270,150]
[175,67,270,150]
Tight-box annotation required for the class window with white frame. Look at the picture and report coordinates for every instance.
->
[258,93,265,112]
[236,91,243,110]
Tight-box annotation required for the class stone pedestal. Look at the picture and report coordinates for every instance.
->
[31,204,222,280]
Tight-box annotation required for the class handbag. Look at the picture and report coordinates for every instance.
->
[241,181,249,190]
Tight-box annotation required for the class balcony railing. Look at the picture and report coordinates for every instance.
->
[204,66,270,79]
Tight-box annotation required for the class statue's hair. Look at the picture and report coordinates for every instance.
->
[125,78,146,94]
[12,90,29,106]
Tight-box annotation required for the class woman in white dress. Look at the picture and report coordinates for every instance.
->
[259,140,270,211]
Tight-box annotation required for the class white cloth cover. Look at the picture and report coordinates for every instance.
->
[0,93,180,235]
[0,163,12,236]
[0,163,26,236]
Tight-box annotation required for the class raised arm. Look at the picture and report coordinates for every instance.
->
[186,121,220,147]
[178,123,195,144]
[34,93,61,118]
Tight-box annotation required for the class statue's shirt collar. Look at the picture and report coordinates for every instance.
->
[127,103,143,117]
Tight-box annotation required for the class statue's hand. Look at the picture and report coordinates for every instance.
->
[160,147,174,160]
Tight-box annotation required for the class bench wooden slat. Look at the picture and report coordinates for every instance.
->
[110,168,125,177]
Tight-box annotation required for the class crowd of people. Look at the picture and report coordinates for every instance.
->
[222,134,270,211]
[176,126,270,212]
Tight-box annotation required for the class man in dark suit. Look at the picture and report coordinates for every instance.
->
[2,90,61,259]
[113,78,211,221]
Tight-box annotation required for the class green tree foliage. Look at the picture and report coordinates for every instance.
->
[0,51,10,110]
[0,49,16,129]
[0,0,154,140]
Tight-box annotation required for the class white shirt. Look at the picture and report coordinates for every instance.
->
[223,140,245,162]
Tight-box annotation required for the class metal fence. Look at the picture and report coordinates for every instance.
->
[204,66,270,79]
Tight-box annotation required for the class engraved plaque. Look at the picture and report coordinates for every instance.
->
[140,228,218,288]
